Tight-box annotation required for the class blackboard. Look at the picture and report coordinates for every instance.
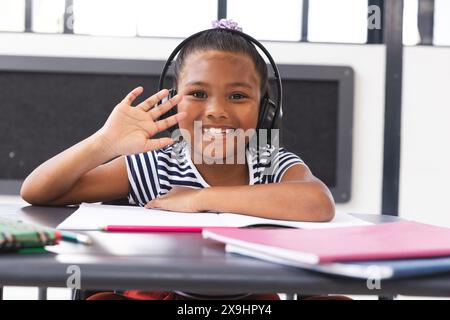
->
[0,56,353,202]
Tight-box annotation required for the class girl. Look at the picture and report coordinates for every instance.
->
[20,22,336,300]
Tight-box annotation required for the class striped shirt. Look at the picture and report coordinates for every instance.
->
[125,141,304,298]
[125,141,304,206]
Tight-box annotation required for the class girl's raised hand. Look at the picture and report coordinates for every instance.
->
[97,87,186,157]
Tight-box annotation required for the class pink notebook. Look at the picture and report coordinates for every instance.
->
[202,221,450,264]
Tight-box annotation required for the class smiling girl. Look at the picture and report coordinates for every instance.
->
[20,22,337,300]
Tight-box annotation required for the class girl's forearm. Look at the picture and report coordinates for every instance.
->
[198,182,335,222]
[20,132,116,204]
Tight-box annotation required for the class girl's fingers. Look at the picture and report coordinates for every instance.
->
[144,137,174,152]
[149,94,183,120]
[121,86,144,105]
[153,112,187,133]
[137,89,169,111]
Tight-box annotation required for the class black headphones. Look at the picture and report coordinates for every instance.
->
[157,28,283,133]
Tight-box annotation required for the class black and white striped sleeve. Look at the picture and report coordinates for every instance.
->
[125,151,161,206]
[272,148,305,183]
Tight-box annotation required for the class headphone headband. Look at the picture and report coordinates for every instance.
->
[158,28,283,126]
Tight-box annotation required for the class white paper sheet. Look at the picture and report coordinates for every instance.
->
[57,203,372,231]
[218,211,372,229]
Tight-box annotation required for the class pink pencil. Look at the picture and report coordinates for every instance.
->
[102,225,204,233]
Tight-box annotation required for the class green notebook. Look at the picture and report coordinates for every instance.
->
[0,217,61,252]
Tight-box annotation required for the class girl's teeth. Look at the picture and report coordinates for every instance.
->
[203,128,235,135]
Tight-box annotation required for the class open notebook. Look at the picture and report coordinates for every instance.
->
[56,203,371,231]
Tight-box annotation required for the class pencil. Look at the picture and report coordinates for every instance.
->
[102,225,203,233]
[61,231,92,245]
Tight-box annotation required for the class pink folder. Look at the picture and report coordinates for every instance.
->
[202,221,450,264]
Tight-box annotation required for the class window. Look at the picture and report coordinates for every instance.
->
[308,0,368,43]
[137,0,217,38]
[73,0,137,37]
[403,0,419,45]
[0,0,25,32]
[2,0,447,47]
[70,0,217,38]
[32,0,65,33]
[227,0,302,41]
[434,0,450,45]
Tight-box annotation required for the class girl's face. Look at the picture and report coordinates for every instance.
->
[176,50,261,163]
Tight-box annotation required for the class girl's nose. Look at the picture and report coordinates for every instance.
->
[205,98,229,120]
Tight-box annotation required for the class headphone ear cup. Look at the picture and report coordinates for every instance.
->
[266,98,278,129]
[158,89,177,118]
[158,88,178,133]
[257,96,278,149]
[257,96,277,130]
[257,96,269,130]
[165,88,178,118]
[169,88,177,98]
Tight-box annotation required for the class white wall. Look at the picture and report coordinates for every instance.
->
[400,46,450,226]
[0,32,181,59]
[0,33,387,215]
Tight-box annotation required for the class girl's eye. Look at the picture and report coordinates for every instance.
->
[191,91,207,99]
[230,93,246,100]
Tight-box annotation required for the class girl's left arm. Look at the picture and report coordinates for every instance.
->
[145,164,335,222]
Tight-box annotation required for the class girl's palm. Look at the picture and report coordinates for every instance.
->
[99,87,186,156]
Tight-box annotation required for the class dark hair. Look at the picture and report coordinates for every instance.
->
[173,29,269,95]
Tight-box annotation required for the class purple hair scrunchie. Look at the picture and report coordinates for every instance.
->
[211,19,243,32]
